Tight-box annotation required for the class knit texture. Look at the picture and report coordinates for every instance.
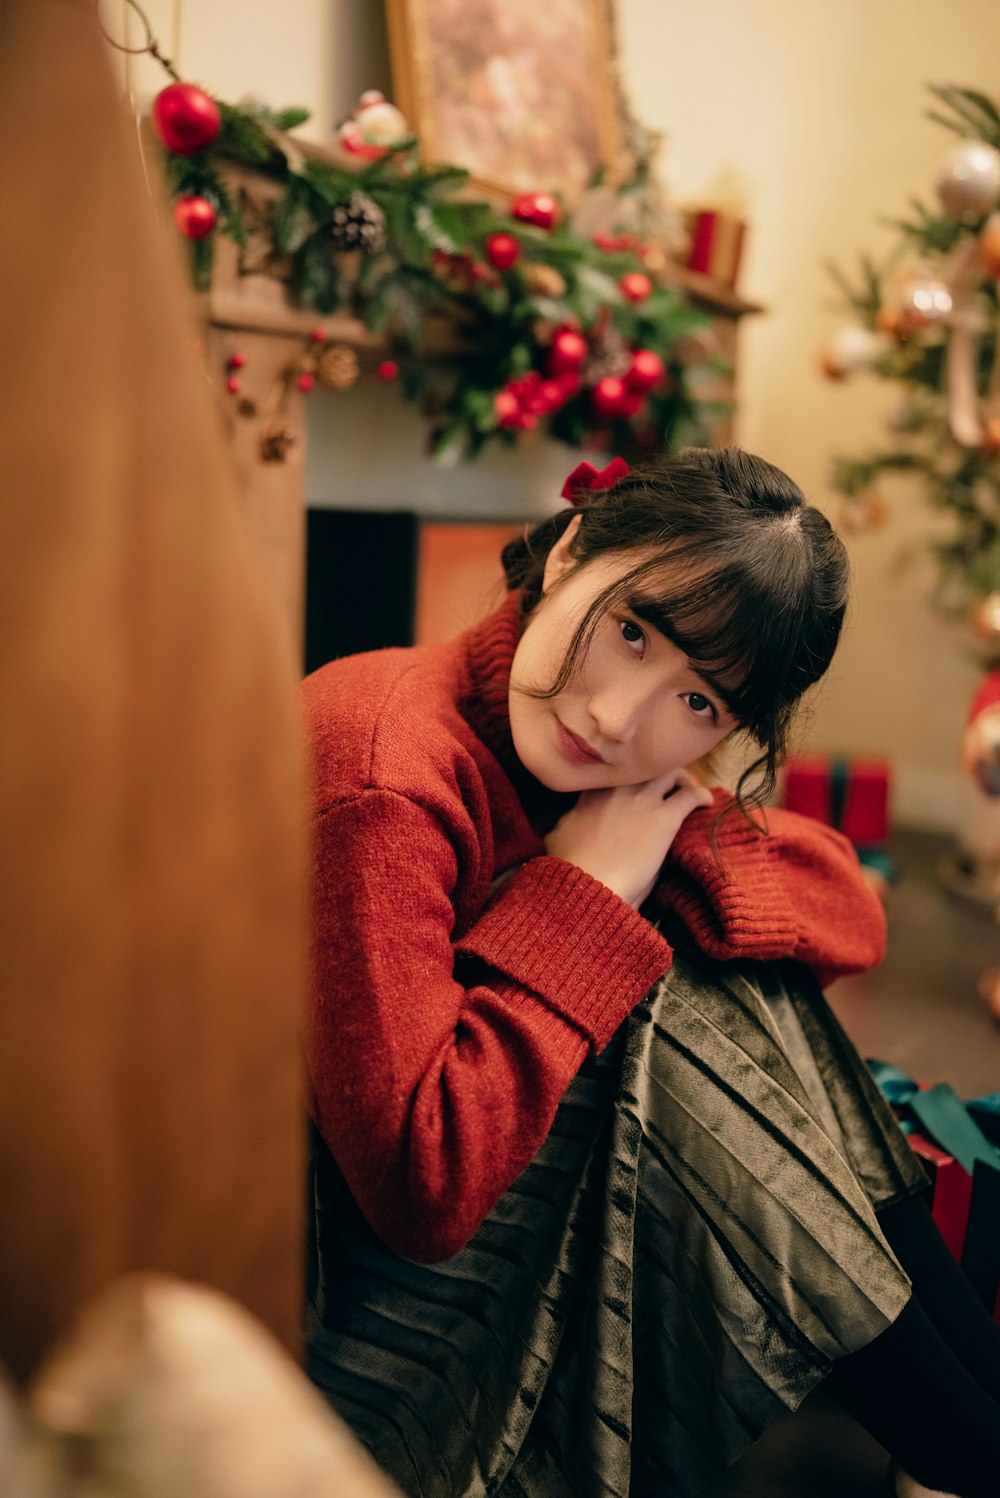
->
[300,593,886,1261]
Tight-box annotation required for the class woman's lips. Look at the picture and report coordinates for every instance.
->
[556,720,606,765]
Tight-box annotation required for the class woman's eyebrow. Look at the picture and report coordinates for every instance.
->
[627,598,741,718]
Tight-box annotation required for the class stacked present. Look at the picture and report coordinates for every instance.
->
[685,208,746,288]
[783,755,894,882]
[870,1062,1000,1323]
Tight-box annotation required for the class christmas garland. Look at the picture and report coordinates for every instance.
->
[823,84,1000,635]
[147,77,723,464]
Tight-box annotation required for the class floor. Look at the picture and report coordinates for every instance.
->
[706,827,1000,1497]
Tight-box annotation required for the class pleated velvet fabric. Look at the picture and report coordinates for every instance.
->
[305,935,927,1498]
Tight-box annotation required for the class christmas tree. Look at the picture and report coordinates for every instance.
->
[824,85,1000,655]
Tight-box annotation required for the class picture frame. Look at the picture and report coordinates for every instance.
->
[385,0,624,203]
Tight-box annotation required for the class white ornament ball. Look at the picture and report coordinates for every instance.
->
[936,141,1000,218]
[824,325,888,376]
[356,98,408,146]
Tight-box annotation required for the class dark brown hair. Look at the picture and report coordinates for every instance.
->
[501,447,850,814]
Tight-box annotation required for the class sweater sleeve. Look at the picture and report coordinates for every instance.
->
[309,787,672,1263]
[653,790,886,987]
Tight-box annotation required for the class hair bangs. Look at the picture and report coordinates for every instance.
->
[615,552,809,742]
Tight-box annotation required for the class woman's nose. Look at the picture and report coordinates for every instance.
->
[586,686,643,744]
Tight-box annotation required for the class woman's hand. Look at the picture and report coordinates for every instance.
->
[543,768,713,910]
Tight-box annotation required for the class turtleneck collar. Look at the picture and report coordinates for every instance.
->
[459,590,525,778]
[458,590,574,831]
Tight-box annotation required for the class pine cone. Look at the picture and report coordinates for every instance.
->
[585,326,631,382]
[259,423,298,463]
[329,192,387,254]
[317,344,360,390]
[523,263,567,299]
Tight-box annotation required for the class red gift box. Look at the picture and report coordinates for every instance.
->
[686,209,746,288]
[907,1132,975,1261]
[782,755,891,847]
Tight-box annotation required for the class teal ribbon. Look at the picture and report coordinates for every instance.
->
[868,1061,1000,1171]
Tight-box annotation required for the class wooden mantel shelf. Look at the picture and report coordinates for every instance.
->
[201,155,765,660]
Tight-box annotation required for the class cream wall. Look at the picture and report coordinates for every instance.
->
[109,0,1000,827]
[618,0,1000,828]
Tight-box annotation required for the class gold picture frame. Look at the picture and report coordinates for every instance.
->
[385,0,623,203]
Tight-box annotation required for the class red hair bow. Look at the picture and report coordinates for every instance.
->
[560,457,631,505]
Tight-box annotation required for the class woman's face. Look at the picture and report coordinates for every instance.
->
[508,519,739,793]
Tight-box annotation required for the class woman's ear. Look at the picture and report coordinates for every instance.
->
[541,513,582,594]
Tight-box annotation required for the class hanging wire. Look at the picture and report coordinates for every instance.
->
[98,0,181,81]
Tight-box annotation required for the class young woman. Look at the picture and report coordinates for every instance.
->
[301,448,1000,1498]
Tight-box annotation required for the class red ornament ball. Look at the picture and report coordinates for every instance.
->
[225,375,241,394]
[486,232,520,270]
[539,379,567,412]
[625,348,665,392]
[620,271,653,303]
[494,389,522,427]
[591,375,629,419]
[511,193,561,231]
[227,352,247,369]
[377,360,399,381]
[151,83,221,156]
[310,327,328,344]
[173,195,216,239]
[548,327,588,375]
[297,372,316,392]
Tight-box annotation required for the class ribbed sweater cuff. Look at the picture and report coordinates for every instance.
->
[659,795,798,959]
[454,857,673,1052]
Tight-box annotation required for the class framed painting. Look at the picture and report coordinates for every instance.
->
[385,0,623,201]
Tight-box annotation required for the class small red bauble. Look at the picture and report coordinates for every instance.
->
[617,390,645,420]
[151,83,221,156]
[173,195,216,239]
[548,328,588,374]
[225,375,241,394]
[310,327,328,343]
[539,379,566,412]
[227,352,247,369]
[591,375,629,418]
[486,232,520,270]
[494,390,521,427]
[511,193,561,231]
[377,360,399,380]
[625,348,665,392]
[509,372,546,414]
[297,372,316,392]
[620,271,653,303]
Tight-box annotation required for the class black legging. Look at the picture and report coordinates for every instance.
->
[824,1194,1000,1498]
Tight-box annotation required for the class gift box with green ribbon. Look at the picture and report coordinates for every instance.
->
[869,1061,1000,1323]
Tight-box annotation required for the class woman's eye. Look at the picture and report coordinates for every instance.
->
[619,619,645,651]
[683,692,717,722]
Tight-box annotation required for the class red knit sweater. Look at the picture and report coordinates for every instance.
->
[300,594,885,1262]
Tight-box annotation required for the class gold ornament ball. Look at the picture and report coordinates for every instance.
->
[875,304,906,340]
[523,263,567,299]
[317,344,361,390]
[982,417,1000,456]
[971,591,1000,642]
[980,213,1000,277]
